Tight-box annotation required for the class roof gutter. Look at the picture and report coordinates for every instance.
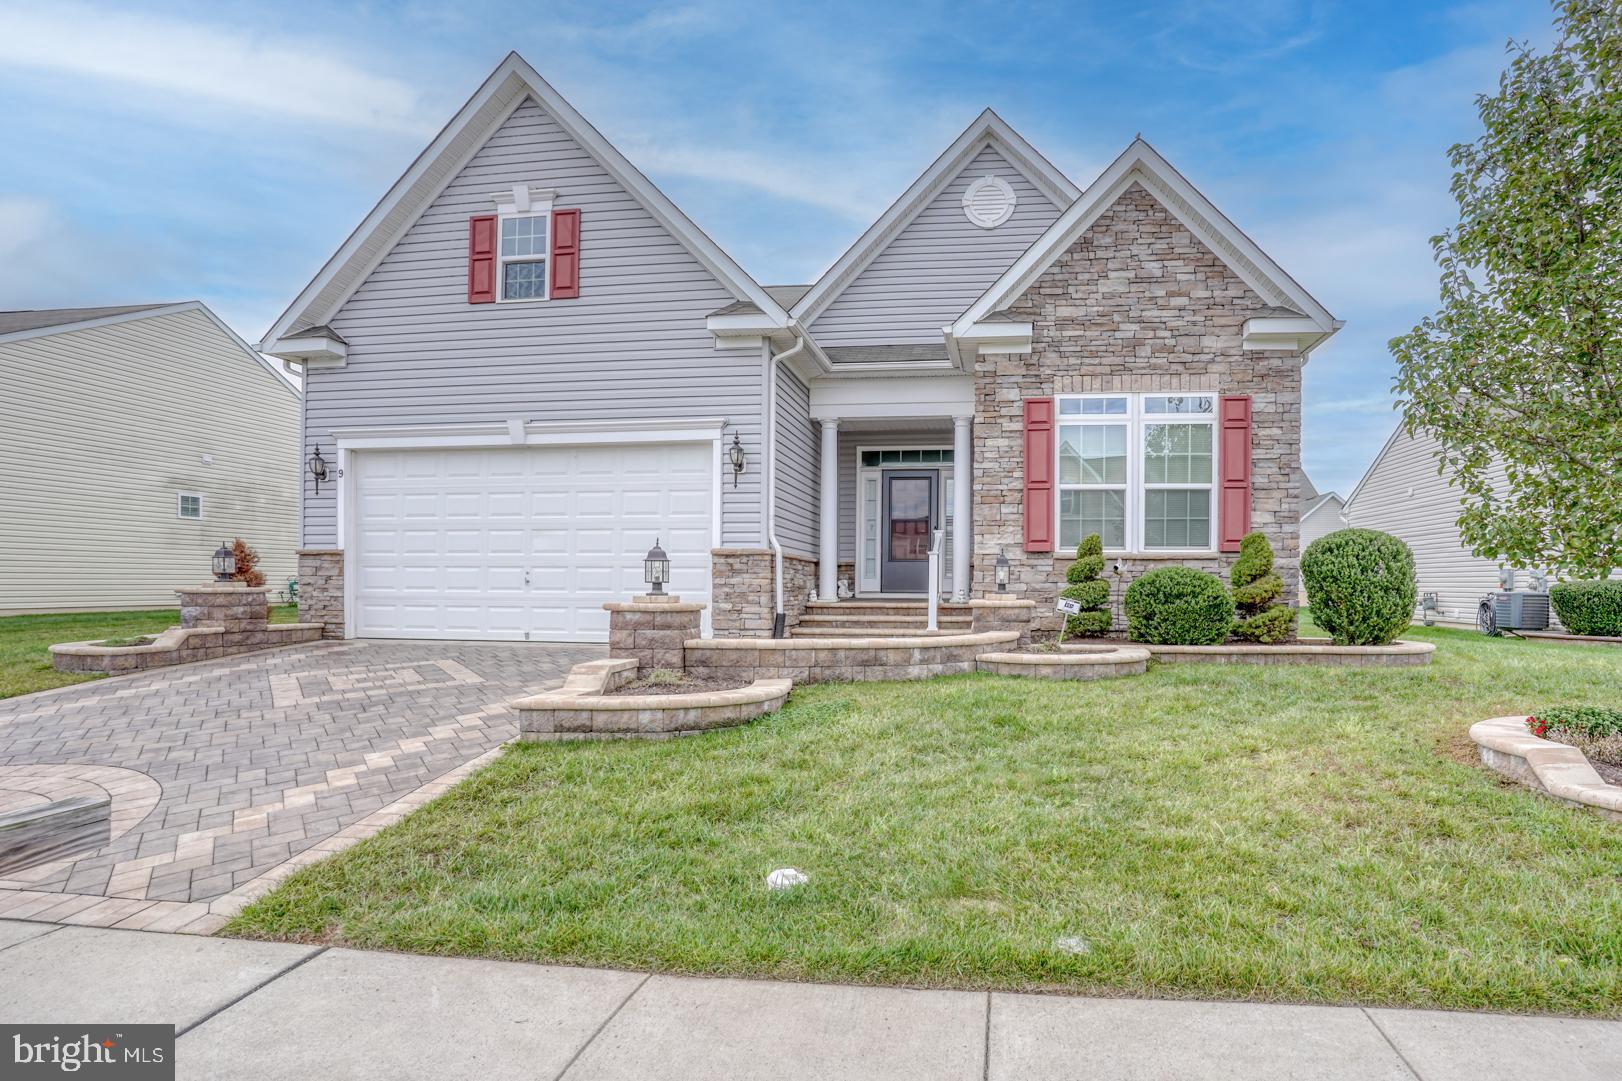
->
[764,325,808,638]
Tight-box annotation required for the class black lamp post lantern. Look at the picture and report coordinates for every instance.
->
[643,538,671,596]
[727,432,746,488]
[212,541,237,583]
[995,550,1010,593]
[306,445,330,495]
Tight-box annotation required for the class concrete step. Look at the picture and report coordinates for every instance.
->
[787,626,964,639]
[796,613,971,627]
[804,601,972,618]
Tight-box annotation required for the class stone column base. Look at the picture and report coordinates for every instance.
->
[969,597,1037,645]
[605,595,705,672]
[296,549,345,639]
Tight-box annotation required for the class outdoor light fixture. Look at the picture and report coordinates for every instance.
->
[212,541,237,583]
[643,538,671,596]
[727,432,746,488]
[306,445,330,495]
[995,550,1010,592]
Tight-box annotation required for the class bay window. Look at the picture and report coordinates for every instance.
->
[1057,393,1216,552]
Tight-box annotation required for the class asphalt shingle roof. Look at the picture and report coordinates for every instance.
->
[0,304,175,336]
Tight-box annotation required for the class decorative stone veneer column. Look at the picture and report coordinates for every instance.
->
[709,548,817,638]
[970,182,1303,635]
[605,595,705,672]
[296,548,345,639]
[968,597,1036,645]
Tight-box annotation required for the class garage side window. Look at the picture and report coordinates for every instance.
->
[177,492,203,519]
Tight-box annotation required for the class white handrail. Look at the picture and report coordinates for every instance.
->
[927,528,944,631]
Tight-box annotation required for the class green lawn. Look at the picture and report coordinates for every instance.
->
[228,626,1622,1016]
[0,605,299,699]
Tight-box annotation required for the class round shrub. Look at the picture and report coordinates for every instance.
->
[1123,566,1235,645]
[1301,529,1417,646]
[1549,579,1622,637]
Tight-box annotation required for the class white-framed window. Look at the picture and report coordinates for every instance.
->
[1057,393,1216,553]
[177,492,203,520]
[498,210,551,301]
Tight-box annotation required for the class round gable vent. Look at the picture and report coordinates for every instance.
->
[963,174,1016,229]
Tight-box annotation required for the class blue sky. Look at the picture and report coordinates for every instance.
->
[0,0,1554,495]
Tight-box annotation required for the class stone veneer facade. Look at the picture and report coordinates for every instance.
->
[972,183,1303,633]
[296,549,345,639]
[708,549,817,637]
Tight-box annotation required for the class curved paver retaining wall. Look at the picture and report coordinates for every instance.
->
[681,631,1020,684]
[1141,638,1434,666]
[976,644,1150,680]
[50,622,323,673]
[516,658,792,740]
[1470,716,1622,822]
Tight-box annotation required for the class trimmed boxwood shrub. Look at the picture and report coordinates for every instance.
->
[1123,566,1234,645]
[1549,579,1622,637]
[1300,528,1417,646]
[1060,533,1112,636]
[1230,531,1295,643]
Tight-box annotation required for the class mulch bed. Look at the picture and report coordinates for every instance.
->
[605,674,752,697]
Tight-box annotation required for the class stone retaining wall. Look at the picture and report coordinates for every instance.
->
[515,658,791,741]
[709,548,816,637]
[606,595,704,671]
[975,644,1150,680]
[1141,638,1434,666]
[968,597,1036,644]
[1470,716,1622,822]
[682,631,1019,684]
[296,548,345,639]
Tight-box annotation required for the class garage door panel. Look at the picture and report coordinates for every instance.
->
[354,441,712,642]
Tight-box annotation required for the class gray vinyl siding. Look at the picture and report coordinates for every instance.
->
[1342,428,1504,626]
[838,426,954,562]
[0,309,300,613]
[773,366,817,559]
[302,98,763,547]
[810,145,1064,347]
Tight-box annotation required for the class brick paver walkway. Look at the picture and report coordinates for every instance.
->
[0,640,600,930]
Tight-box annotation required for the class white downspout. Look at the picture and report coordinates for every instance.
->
[765,327,806,638]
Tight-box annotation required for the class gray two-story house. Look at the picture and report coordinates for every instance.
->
[265,53,1338,643]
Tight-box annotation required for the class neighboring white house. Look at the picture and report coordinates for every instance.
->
[1342,422,1502,626]
[0,302,301,614]
[1297,475,1344,602]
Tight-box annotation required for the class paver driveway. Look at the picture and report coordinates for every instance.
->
[0,640,601,931]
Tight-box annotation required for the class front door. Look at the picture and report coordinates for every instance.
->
[880,470,937,593]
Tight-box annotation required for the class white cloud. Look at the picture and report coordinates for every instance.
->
[0,3,438,135]
[628,140,891,221]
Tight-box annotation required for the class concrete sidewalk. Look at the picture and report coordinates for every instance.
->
[0,919,1617,1080]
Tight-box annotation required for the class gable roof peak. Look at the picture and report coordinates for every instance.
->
[262,51,787,352]
[790,107,1080,328]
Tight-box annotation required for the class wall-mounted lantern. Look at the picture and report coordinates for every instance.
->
[995,551,1010,592]
[643,538,671,596]
[212,541,237,583]
[727,433,746,488]
[307,445,330,495]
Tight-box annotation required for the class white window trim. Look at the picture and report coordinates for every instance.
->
[1055,393,1218,556]
[854,444,955,596]
[177,491,204,520]
[494,185,556,304]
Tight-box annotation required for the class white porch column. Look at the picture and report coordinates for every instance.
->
[952,414,972,601]
[818,418,840,601]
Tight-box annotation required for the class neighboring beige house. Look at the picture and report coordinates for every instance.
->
[0,302,301,614]
[1342,423,1501,627]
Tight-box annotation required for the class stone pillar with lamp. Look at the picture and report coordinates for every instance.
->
[604,539,706,674]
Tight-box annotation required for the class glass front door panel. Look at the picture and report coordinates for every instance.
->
[887,477,932,560]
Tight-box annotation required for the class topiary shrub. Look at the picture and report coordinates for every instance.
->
[1300,528,1417,645]
[1123,566,1234,645]
[1229,531,1295,643]
[1548,579,1622,636]
[1060,533,1112,636]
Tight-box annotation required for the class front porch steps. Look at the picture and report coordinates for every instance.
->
[790,600,973,638]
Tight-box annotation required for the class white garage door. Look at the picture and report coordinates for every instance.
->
[352,442,713,641]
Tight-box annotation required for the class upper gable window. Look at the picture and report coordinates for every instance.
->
[963,175,1016,229]
[500,213,549,301]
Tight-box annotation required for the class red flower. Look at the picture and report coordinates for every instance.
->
[1525,715,1549,738]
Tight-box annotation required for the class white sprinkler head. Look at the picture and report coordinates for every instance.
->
[766,868,809,890]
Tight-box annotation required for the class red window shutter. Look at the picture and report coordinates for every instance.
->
[1023,397,1055,552]
[467,215,497,303]
[1218,394,1252,552]
[550,209,580,299]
